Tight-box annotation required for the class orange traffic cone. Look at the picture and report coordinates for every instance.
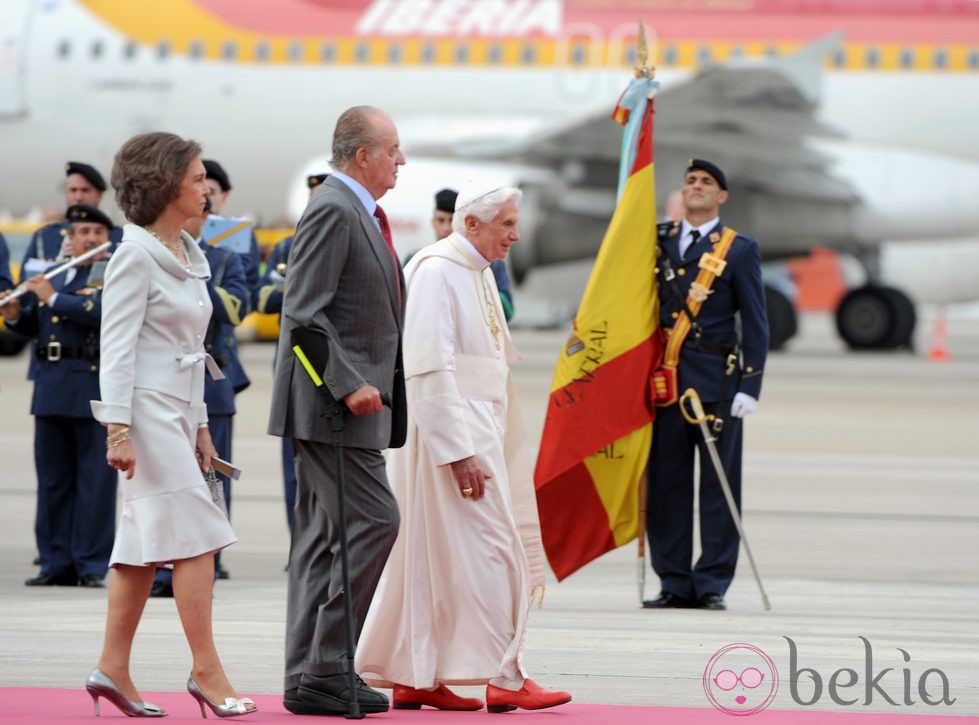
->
[927,308,951,362]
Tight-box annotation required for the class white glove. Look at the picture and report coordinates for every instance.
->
[730,392,757,418]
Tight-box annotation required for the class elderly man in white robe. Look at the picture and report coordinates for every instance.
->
[355,186,572,713]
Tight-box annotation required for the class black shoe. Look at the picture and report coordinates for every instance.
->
[216,564,230,580]
[699,593,727,610]
[149,581,174,598]
[25,572,77,587]
[284,687,336,716]
[296,672,389,715]
[642,591,694,609]
[78,574,106,588]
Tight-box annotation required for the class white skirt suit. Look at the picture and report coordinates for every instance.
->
[91,225,236,567]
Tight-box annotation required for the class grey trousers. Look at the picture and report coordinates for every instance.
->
[284,439,400,690]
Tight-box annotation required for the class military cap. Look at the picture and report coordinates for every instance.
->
[65,161,106,192]
[307,173,329,190]
[66,203,113,230]
[434,188,458,213]
[686,158,727,190]
[203,159,232,191]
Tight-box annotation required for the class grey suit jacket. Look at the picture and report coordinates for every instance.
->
[268,175,406,450]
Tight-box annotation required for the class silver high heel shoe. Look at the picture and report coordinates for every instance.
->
[85,668,166,717]
[187,676,257,718]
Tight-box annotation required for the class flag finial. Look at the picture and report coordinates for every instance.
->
[635,20,654,80]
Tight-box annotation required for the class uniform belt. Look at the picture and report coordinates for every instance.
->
[36,342,99,361]
[663,327,736,357]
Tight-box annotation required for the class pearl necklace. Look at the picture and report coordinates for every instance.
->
[144,226,182,255]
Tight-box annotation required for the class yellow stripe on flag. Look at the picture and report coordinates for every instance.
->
[548,160,658,393]
[582,424,653,548]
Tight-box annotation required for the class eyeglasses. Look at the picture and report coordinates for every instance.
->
[713,667,765,690]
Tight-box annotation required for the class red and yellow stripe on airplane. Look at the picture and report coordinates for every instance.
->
[77,0,979,72]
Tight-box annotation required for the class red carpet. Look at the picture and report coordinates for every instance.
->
[2,688,974,723]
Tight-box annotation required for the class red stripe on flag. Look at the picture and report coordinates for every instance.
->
[536,461,617,581]
[535,335,658,485]
[631,101,655,176]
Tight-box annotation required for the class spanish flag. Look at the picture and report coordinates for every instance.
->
[534,77,661,581]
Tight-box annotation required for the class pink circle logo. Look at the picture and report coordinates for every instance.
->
[703,643,779,716]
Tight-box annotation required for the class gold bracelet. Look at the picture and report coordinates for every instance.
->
[106,428,131,446]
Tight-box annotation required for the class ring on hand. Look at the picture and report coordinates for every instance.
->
[462,487,474,496]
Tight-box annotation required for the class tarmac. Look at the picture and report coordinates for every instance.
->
[0,308,977,718]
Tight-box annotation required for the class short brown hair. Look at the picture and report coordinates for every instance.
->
[112,132,202,226]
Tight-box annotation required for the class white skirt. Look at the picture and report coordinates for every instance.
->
[109,389,236,567]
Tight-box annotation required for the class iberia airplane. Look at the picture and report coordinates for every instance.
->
[0,0,977,349]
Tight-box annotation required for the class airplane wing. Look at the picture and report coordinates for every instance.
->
[412,33,858,207]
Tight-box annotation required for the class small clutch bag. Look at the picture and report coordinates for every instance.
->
[204,467,228,518]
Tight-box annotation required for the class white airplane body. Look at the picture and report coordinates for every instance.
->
[1,0,978,348]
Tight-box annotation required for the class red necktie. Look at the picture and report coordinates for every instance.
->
[373,205,402,298]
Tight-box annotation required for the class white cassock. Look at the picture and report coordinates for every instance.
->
[356,233,546,688]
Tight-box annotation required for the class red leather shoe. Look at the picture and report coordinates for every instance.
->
[393,683,484,711]
[485,679,572,713]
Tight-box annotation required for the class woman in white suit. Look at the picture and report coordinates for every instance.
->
[86,132,256,719]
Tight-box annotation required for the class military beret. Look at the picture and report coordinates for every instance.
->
[66,203,113,230]
[65,161,106,192]
[203,159,232,191]
[434,188,458,213]
[686,158,727,190]
[307,173,329,190]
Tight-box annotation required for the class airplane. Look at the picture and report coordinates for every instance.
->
[1,0,978,351]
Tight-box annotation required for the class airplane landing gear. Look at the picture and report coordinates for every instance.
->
[834,285,916,350]
[764,284,797,351]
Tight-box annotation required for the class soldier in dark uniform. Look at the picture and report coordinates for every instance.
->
[250,172,328,530]
[0,232,13,291]
[20,162,123,274]
[644,160,769,611]
[203,159,262,291]
[0,205,118,587]
[150,200,251,596]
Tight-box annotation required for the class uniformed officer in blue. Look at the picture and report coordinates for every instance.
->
[0,232,13,292]
[20,162,123,272]
[203,159,262,291]
[0,204,118,587]
[644,159,769,611]
[250,172,327,530]
[150,198,251,596]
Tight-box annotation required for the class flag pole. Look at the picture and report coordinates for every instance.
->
[634,19,655,607]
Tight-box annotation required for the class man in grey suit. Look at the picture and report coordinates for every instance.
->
[268,105,407,716]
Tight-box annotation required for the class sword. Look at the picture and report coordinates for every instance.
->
[0,242,112,307]
[679,388,771,611]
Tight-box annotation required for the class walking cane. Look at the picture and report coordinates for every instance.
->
[290,326,372,719]
[637,476,647,606]
[679,388,771,611]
